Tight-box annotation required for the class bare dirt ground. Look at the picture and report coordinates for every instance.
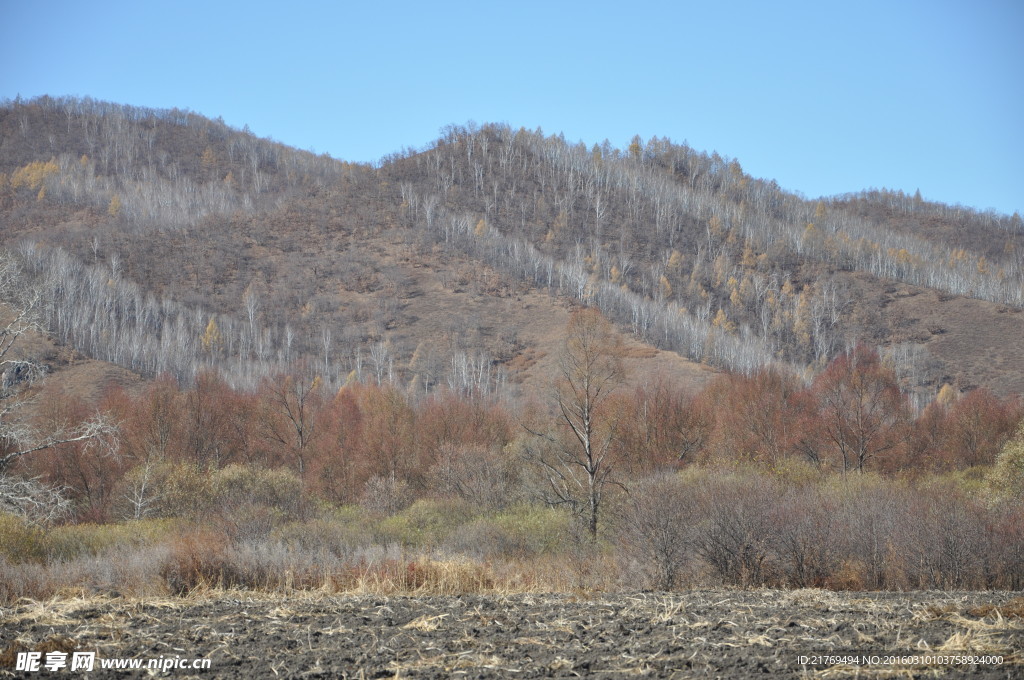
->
[2,589,1022,678]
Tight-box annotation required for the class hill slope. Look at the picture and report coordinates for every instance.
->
[1,96,1021,400]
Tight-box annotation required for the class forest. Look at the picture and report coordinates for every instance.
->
[1,96,1023,600]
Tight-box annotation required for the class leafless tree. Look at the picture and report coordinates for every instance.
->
[524,308,625,537]
[616,473,698,589]
[0,251,119,517]
[0,473,74,525]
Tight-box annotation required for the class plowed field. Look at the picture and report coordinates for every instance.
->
[3,590,1022,678]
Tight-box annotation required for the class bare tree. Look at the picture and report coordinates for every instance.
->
[0,251,119,517]
[813,345,910,473]
[260,369,323,484]
[0,413,119,476]
[525,308,626,537]
[0,475,73,524]
[616,473,698,589]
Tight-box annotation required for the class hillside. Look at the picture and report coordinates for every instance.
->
[3,97,1024,608]
[1,95,1022,400]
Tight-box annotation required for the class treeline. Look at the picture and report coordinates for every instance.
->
[0,95,352,229]
[3,342,1023,596]
[9,340,1019,516]
[12,339,1022,526]
[383,124,1023,377]
[9,245,506,395]
[393,191,780,375]
[20,373,518,522]
[834,188,1024,261]
[5,98,1022,387]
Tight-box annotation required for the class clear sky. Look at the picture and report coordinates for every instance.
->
[2,0,1021,215]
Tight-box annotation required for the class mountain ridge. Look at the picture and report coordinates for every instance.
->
[1,95,1021,400]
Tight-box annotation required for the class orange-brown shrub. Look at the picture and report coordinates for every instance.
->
[159,529,241,595]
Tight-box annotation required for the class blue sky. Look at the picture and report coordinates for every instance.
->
[2,0,1021,215]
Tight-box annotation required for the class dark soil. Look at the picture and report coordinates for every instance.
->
[2,590,1022,678]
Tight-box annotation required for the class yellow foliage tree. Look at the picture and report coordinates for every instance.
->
[738,275,753,301]
[888,247,913,265]
[200,318,222,354]
[712,308,736,334]
[727,159,745,186]
[740,244,757,268]
[793,292,812,347]
[712,253,731,288]
[989,421,1024,507]
[107,194,122,218]
[708,215,724,241]
[659,274,672,300]
[200,146,218,172]
[628,134,643,160]
[936,383,958,406]
[11,159,59,191]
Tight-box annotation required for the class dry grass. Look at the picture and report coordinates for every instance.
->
[967,596,1024,620]
[0,538,607,607]
[402,613,448,631]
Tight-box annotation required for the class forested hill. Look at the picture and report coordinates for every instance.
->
[1,95,1022,400]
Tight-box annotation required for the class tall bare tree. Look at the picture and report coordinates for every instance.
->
[526,308,626,537]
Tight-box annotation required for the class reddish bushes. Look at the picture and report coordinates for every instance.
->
[160,529,240,595]
[5,348,1022,598]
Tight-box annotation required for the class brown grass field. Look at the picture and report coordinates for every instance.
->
[2,589,1022,678]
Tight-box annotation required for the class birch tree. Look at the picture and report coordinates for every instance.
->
[0,251,118,517]
[525,308,626,537]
